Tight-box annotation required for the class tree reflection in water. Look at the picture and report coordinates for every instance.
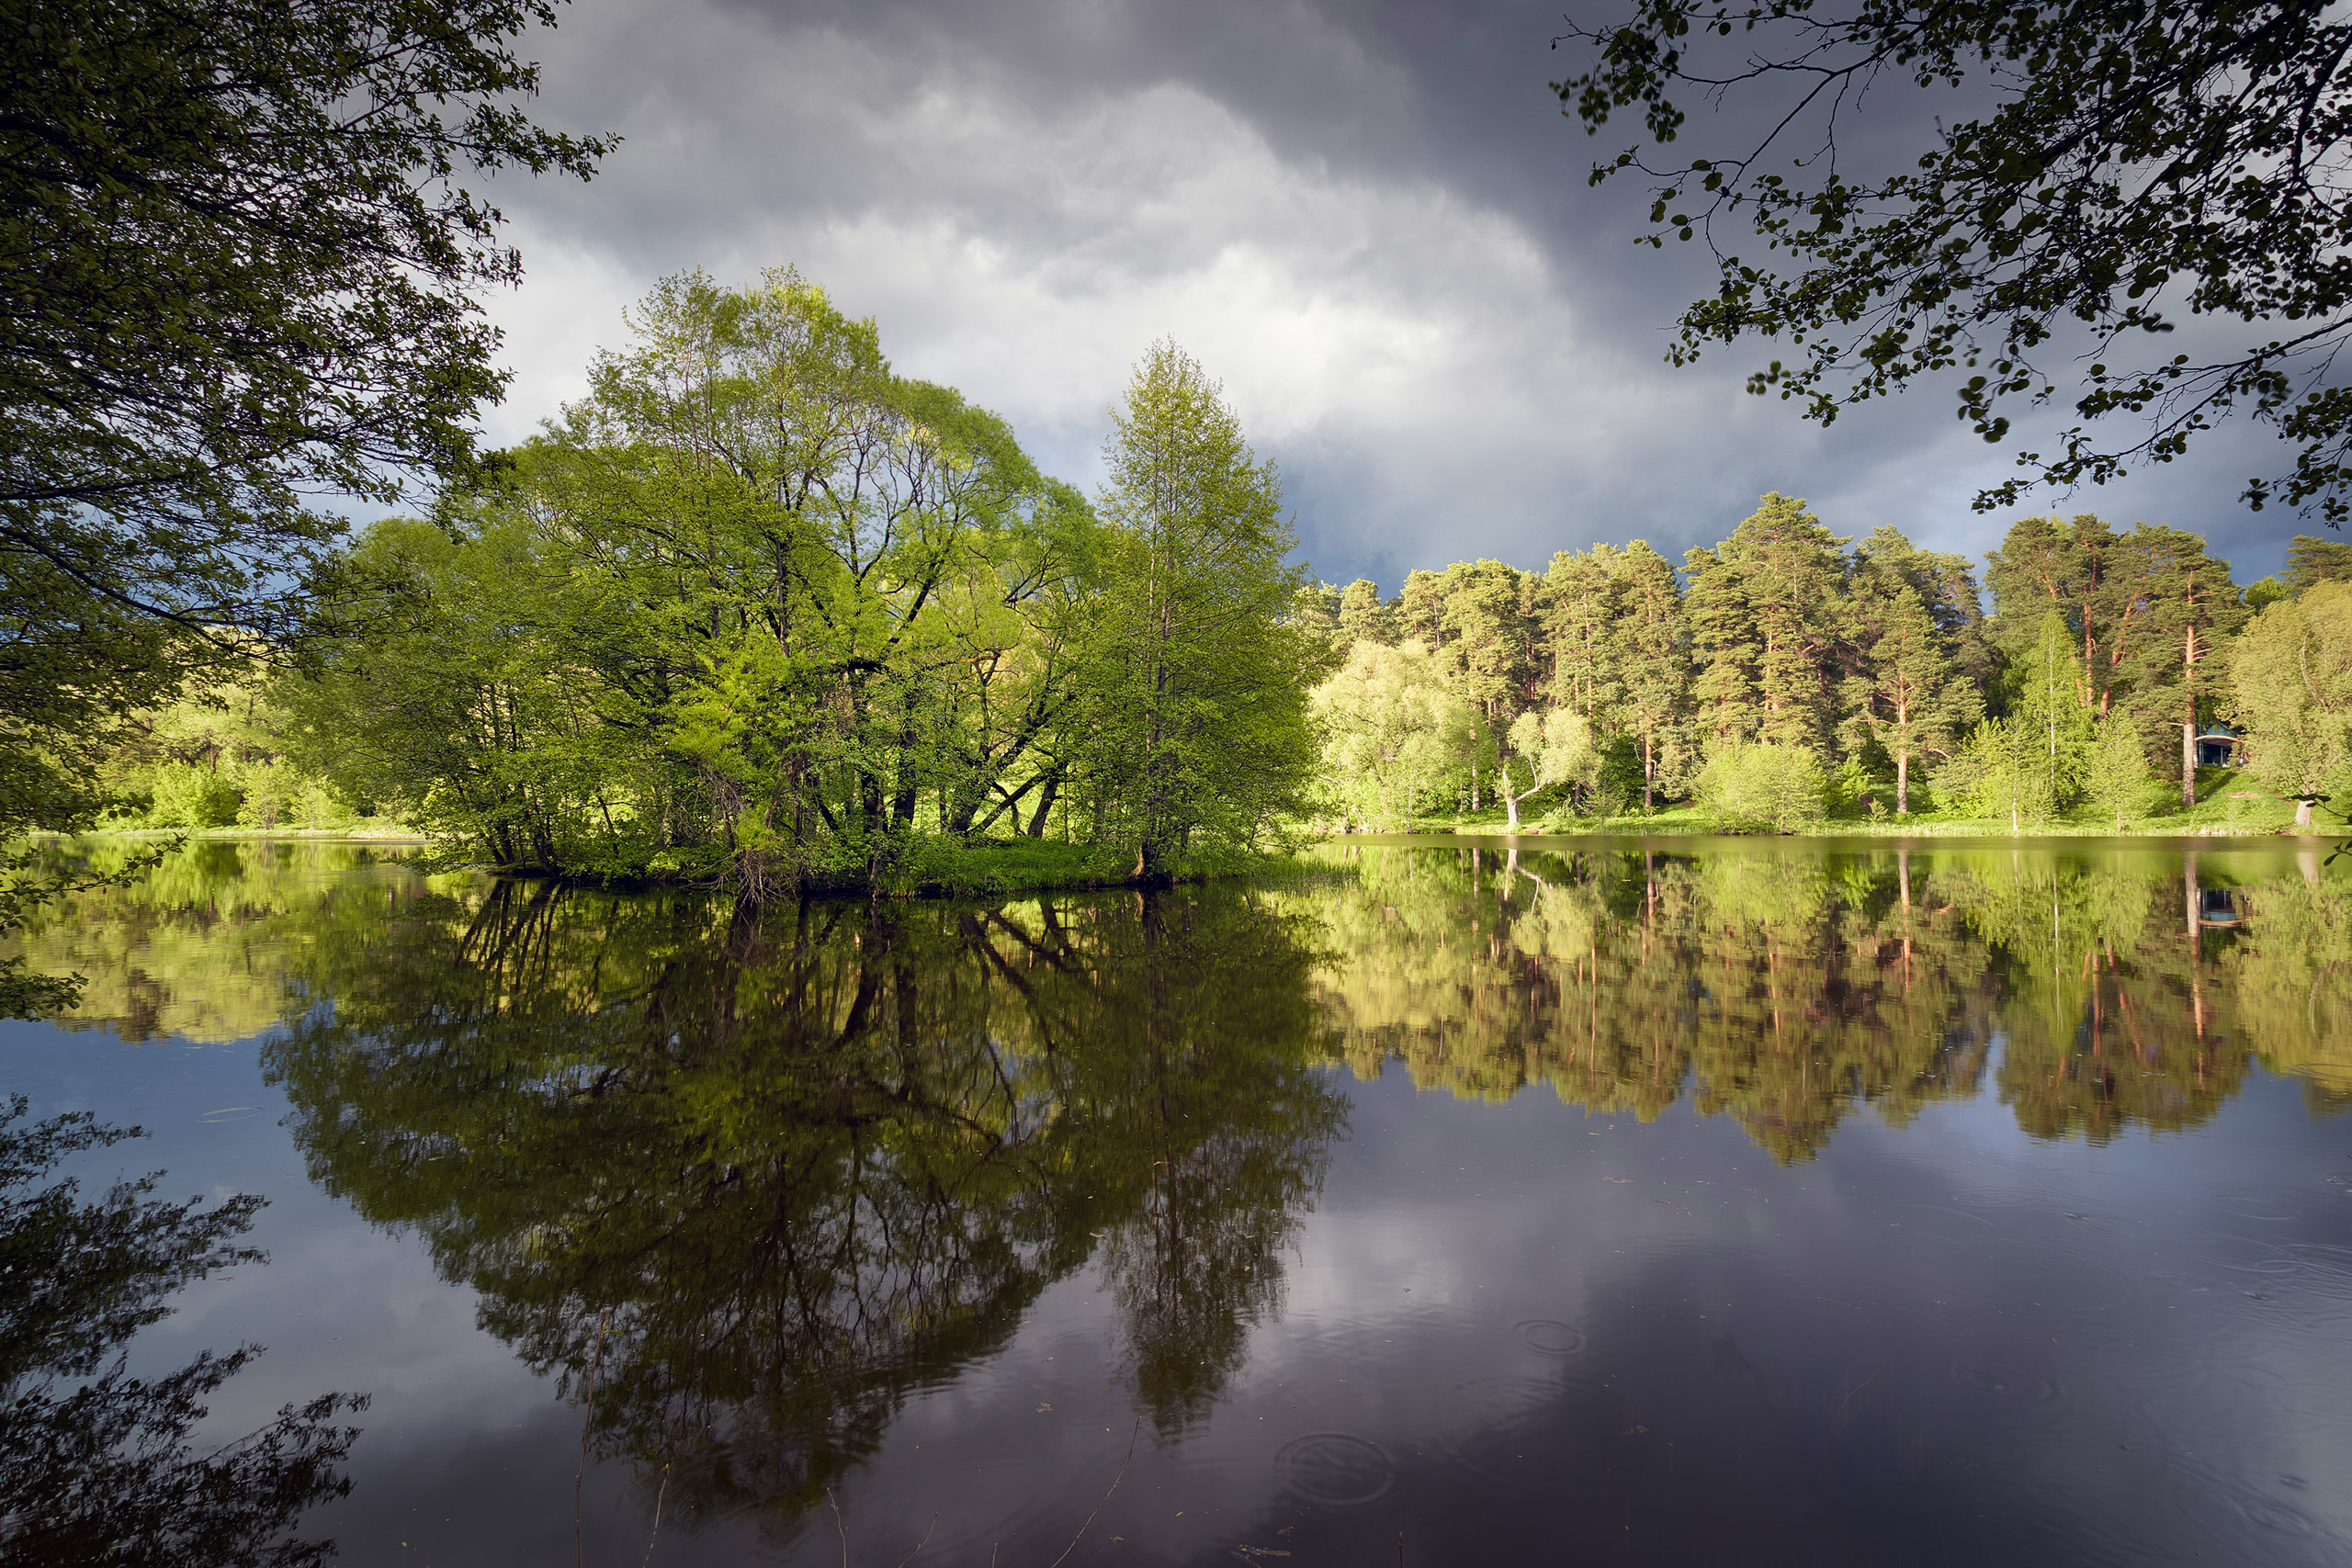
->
[1308,840,2350,1158]
[0,1097,362,1566]
[262,885,1344,1536]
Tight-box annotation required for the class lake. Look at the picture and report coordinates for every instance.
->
[5,835,2349,1566]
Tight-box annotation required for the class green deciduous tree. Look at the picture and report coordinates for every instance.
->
[1953,611,2096,829]
[2231,581,2352,825]
[1499,707,1599,829]
[2081,714,2157,831]
[1309,639,1476,830]
[1694,739,1828,831]
[1072,343,1319,879]
[1,0,605,830]
[288,271,1087,888]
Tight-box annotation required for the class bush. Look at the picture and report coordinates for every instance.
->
[1696,740,1829,832]
[144,763,243,829]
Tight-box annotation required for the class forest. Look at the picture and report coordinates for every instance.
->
[70,271,2352,893]
[1302,510,2352,835]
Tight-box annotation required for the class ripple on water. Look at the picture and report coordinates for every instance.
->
[2091,1334,2277,1396]
[2284,1244,2352,1304]
[1513,1319,1588,1357]
[2237,1495,2319,1537]
[1273,1433,1395,1507]
[2211,1187,2306,1223]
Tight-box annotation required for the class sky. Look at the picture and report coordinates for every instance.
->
[469,0,2317,594]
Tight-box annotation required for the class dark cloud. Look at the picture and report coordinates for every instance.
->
[479,0,2313,592]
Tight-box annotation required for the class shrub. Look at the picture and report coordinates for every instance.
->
[144,763,243,829]
[1696,740,1829,832]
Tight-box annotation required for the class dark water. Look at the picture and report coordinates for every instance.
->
[5,836,2350,1565]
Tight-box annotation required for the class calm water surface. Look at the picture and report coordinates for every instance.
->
[6,835,2350,1565]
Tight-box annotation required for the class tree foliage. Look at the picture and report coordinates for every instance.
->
[1071,343,1320,878]
[1,0,606,833]
[2231,580,2352,813]
[1555,0,2352,520]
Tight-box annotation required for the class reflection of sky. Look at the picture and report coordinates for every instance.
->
[6,996,2351,1564]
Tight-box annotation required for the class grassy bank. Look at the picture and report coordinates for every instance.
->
[862,839,1346,897]
[1356,772,2338,840]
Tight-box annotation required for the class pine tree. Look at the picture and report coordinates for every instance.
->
[1682,543,1757,743]
[1398,569,1447,647]
[1840,566,1981,815]
[2110,525,2246,809]
[1436,560,1540,723]
[1540,546,1623,720]
[1336,579,1396,647]
[2287,536,2352,595]
[1685,494,1846,750]
[1983,514,2132,713]
[1604,541,1691,811]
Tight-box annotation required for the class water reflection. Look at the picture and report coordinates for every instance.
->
[1307,838,2352,1150]
[0,1096,362,1564]
[12,836,2352,1559]
[258,885,1345,1538]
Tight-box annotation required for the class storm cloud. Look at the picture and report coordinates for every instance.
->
[473,0,2311,591]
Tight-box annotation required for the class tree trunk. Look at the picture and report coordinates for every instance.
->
[2181,621,2199,812]
[1895,748,1909,816]
[1027,769,1061,837]
[2295,795,2315,829]
[2180,720,2196,813]
[1642,733,1654,813]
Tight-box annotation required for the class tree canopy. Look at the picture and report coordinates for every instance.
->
[1,0,605,1010]
[1554,0,2352,522]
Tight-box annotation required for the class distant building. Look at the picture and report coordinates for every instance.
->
[2195,724,2241,769]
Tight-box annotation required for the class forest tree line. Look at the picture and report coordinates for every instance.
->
[72,276,2352,880]
[1299,505,2352,833]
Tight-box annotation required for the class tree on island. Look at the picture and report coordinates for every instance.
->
[1073,343,1320,881]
